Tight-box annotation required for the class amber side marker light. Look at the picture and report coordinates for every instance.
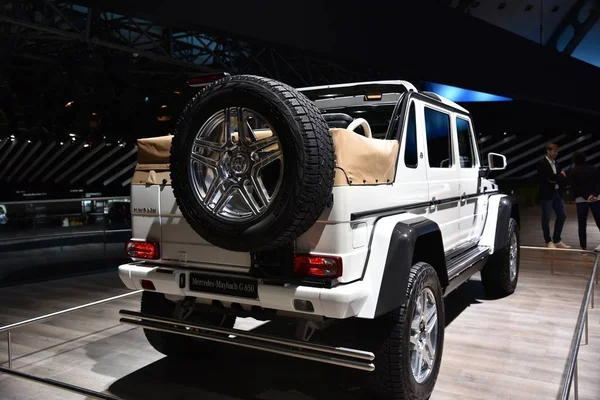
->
[364,93,382,101]
[293,255,342,278]
[126,240,160,260]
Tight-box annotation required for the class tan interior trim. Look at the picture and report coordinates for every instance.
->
[133,127,400,187]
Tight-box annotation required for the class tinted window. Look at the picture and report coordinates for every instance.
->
[404,102,418,168]
[456,117,475,168]
[424,107,452,168]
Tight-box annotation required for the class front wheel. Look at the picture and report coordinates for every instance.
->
[369,262,445,400]
[481,217,520,297]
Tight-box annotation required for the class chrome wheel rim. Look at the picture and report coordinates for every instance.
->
[188,107,284,223]
[509,231,518,281]
[410,287,438,384]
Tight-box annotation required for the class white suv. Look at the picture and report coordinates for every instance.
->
[118,74,520,400]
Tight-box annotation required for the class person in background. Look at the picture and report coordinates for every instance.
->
[568,151,600,251]
[0,208,7,225]
[537,143,571,248]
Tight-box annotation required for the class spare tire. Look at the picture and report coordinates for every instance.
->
[170,75,335,253]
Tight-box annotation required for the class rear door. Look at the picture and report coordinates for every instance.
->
[419,101,461,252]
[455,116,482,243]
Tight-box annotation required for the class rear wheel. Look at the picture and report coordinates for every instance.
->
[369,262,445,400]
[169,75,335,252]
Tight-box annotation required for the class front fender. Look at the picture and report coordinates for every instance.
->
[479,194,518,253]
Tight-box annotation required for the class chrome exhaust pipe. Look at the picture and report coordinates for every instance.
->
[119,309,375,372]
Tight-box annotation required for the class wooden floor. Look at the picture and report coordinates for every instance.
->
[520,202,600,249]
[0,248,598,400]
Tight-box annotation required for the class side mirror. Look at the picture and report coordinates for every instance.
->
[488,152,507,170]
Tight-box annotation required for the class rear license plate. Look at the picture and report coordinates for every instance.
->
[188,273,258,299]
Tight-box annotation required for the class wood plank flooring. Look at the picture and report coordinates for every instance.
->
[0,248,598,399]
[520,202,600,249]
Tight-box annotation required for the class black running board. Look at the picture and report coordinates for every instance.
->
[119,310,375,372]
[446,245,489,280]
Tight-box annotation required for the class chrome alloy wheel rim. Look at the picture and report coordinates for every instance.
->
[410,287,438,384]
[188,107,284,223]
[509,230,518,281]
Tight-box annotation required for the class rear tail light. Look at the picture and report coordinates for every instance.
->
[140,279,156,290]
[293,255,342,278]
[187,72,230,87]
[126,240,160,260]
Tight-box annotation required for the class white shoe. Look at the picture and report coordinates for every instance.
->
[547,242,556,248]
[594,244,600,252]
[554,241,571,249]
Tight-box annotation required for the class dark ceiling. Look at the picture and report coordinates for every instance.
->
[70,0,600,115]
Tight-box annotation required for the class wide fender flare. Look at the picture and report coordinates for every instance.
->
[479,194,519,254]
[357,213,446,319]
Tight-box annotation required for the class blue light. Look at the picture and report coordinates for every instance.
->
[422,82,512,103]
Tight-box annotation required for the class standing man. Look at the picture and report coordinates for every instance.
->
[567,151,600,251]
[538,143,571,248]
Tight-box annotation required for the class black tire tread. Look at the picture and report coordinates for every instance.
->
[370,262,445,400]
[169,75,334,252]
[480,218,519,297]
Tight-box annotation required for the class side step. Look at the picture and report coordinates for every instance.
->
[446,245,489,280]
[119,310,375,372]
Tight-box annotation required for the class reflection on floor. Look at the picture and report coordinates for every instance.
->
[0,248,598,399]
[520,203,600,249]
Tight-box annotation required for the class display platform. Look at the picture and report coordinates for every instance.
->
[0,248,598,400]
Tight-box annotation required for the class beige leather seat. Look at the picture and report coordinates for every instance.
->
[133,128,399,187]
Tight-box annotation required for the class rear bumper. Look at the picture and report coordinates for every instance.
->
[118,262,369,319]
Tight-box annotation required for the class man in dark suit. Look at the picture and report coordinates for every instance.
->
[537,143,570,248]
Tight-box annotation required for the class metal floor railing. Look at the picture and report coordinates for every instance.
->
[522,245,599,400]
[0,289,142,400]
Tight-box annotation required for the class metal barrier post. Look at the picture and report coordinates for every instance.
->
[556,252,599,400]
[574,361,579,400]
[585,314,588,346]
[7,331,12,369]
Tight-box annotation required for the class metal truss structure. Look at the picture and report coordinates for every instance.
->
[0,0,384,86]
[546,0,600,55]
[442,0,600,56]
[0,0,389,198]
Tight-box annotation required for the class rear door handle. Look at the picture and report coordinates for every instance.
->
[430,197,437,210]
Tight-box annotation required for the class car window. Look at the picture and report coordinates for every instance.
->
[456,117,475,168]
[404,102,418,168]
[424,107,452,168]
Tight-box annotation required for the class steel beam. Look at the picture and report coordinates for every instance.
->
[546,0,600,55]
[0,14,212,72]
[69,0,600,114]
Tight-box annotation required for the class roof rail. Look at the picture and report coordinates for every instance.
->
[421,91,442,101]
[297,80,418,100]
